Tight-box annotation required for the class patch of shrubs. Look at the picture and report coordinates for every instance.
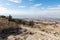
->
[0,15,7,18]
[0,15,35,27]
[28,20,34,27]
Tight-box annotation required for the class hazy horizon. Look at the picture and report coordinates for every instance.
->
[0,0,60,18]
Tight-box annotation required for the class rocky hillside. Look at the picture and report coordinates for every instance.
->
[0,16,60,40]
[7,24,60,40]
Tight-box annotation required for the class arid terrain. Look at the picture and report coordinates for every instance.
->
[0,16,60,40]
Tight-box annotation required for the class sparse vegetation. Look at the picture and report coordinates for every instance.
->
[0,15,60,40]
[8,15,12,22]
[0,15,7,18]
[14,19,23,24]
[8,15,13,25]
[22,21,26,25]
[28,20,34,27]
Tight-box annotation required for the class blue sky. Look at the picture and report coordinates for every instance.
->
[0,0,60,18]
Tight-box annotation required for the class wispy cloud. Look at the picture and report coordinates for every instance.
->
[33,3,42,8]
[0,0,60,18]
[18,6,26,8]
[0,6,27,15]
[8,0,22,3]
[27,5,60,17]
[29,3,42,11]
[47,5,60,10]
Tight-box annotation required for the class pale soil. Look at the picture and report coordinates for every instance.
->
[0,19,60,40]
[7,24,60,40]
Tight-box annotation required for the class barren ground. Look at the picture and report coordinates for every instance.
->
[0,19,60,40]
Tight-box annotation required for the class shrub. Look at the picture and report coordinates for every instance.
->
[13,19,23,24]
[29,20,34,27]
[22,21,26,25]
[8,15,12,22]
[0,15,6,18]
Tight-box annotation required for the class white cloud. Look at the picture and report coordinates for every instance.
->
[0,6,27,15]
[18,6,26,8]
[8,0,22,3]
[8,10,27,15]
[27,5,60,18]
[0,4,60,18]
[33,3,42,8]
[0,7,8,13]
[47,7,60,9]
[47,6,60,10]
[47,5,60,9]
[0,7,9,15]
[35,5,60,18]
[30,3,42,10]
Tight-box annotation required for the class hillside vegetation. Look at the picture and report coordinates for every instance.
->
[0,15,60,40]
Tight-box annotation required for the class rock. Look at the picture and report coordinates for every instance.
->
[7,35,15,40]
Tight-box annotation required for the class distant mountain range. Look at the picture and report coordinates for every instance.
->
[12,14,60,19]
[11,14,60,22]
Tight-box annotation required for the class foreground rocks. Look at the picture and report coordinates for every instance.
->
[5,25,60,40]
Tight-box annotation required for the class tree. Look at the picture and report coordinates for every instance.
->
[8,15,12,21]
[8,15,12,25]
[29,20,34,27]
[0,15,6,18]
[22,21,26,25]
